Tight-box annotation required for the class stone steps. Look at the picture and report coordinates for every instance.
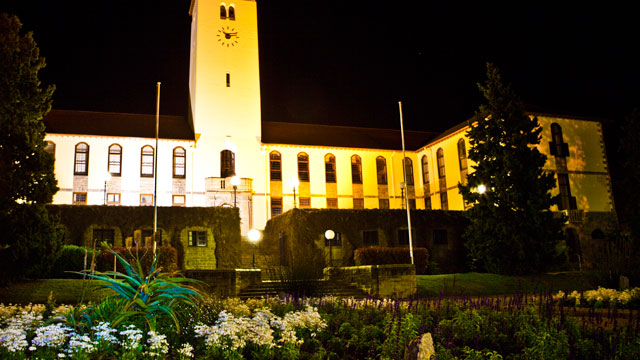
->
[238,279,368,299]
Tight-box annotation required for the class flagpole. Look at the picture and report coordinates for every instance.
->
[153,82,161,255]
[398,101,414,265]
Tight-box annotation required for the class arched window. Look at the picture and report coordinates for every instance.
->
[220,149,235,178]
[325,154,336,183]
[298,153,309,182]
[269,151,281,181]
[376,156,387,185]
[74,142,89,175]
[228,5,235,20]
[457,139,467,172]
[108,144,122,176]
[173,147,186,179]
[421,155,429,185]
[437,148,445,179]
[351,155,362,184]
[140,145,154,177]
[403,157,414,186]
[220,4,227,19]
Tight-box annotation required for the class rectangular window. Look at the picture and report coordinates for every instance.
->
[271,197,283,217]
[424,197,432,210]
[440,192,448,210]
[325,232,342,246]
[433,229,448,245]
[73,192,87,205]
[327,198,338,209]
[353,198,364,209]
[397,229,411,246]
[173,194,186,207]
[107,193,120,205]
[226,72,230,87]
[298,154,310,182]
[557,173,576,210]
[378,198,389,209]
[141,146,154,177]
[140,194,154,206]
[93,229,115,245]
[409,199,416,209]
[188,230,207,247]
[299,197,311,208]
[363,230,379,247]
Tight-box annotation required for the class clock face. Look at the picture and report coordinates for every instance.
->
[217,26,239,47]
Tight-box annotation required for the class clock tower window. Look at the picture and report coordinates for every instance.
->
[226,72,230,87]
[220,5,227,19]
[228,5,235,20]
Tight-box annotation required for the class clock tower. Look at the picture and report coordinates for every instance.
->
[188,0,264,227]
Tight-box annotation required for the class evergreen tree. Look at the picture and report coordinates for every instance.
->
[617,108,640,240]
[0,13,62,283]
[458,63,564,275]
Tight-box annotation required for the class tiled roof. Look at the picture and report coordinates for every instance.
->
[261,121,439,150]
[43,110,195,140]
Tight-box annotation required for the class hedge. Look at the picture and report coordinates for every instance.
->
[354,247,429,274]
[48,245,95,279]
[96,246,178,274]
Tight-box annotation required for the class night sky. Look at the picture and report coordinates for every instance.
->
[2,1,638,132]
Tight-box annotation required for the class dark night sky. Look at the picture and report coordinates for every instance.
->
[2,1,638,132]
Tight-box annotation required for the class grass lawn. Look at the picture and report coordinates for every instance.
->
[417,271,593,297]
[0,279,114,304]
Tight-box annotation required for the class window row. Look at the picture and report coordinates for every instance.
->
[267,144,467,187]
[220,4,236,20]
[73,192,186,206]
[92,228,207,248]
[70,142,186,178]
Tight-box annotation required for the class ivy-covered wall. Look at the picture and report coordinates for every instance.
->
[47,205,241,270]
[261,208,469,275]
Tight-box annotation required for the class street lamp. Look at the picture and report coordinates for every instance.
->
[325,229,335,267]
[289,177,300,208]
[231,175,241,208]
[248,229,261,268]
[477,184,487,194]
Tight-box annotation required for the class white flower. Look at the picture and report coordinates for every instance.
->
[0,326,28,352]
[146,331,169,357]
[32,323,72,348]
[66,333,96,354]
[92,322,118,344]
[119,324,143,350]
[178,343,194,358]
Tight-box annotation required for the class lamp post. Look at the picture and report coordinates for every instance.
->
[248,229,261,268]
[325,229,335,267]
[289,177,300,208]
[231,175,241,208]
[399,182,405,209]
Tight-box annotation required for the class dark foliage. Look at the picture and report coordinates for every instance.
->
[458,63,565,275]
[354,247,429,274]
[96,246,178,274]
[48,245,95,278]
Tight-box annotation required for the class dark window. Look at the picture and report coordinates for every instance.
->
[228,5,235,20]
[557,173,576,210]
[74,143,89,175]
[397,229,414,246]
[409,199,416,209]
[325,232,342,246]
[298,153,309,182]
[425,197,432,210]
[327,198,338,208]
[457,139,467,172]
[141,145,154,177]
[403,157,414,185]
[379,198,389,209]
[550,123,569,157]
[299,197,311,208]
[221,150,235,178]
[271,197,282,217]
[226,72,230,87]
[421,155,429,185]
[325,154,336,183]
[353,198,364,209]
[73,192,87,205]
[45,141,56,158]
[188,230,207,247]
[437,148,445,179]
[270,151,281,181]
[141,229,163,245]
[108,144,122,176]
[433,229,448,245]
[591,228,605,240]
[440,192,448,210]
[376,156,387,185]
[351,155,363,184]
[93,229,115,245]
[220,4,227,19]
[173,147,186,178]
[363,230,379,247]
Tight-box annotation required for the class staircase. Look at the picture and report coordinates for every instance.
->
[238,279,368,299]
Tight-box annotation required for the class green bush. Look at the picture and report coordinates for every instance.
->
[96,246,178,273]
[354,247,429,274]
[49,245,94,278]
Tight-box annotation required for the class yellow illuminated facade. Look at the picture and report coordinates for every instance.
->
[44,0,615,241]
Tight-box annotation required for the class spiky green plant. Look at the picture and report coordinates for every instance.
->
[79,250,201,332]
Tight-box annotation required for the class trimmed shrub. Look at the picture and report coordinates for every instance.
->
[96,246,178,273]
[49,245,95,278]
[354,247,429,274]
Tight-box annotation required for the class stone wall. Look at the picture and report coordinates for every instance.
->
[186,269,261,297]
[324,264,416,298]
